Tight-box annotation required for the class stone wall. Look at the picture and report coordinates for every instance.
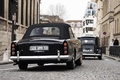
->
[0,19,24,61]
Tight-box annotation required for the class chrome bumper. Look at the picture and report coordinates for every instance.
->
[10,55,72,61]
[83,53,101,56]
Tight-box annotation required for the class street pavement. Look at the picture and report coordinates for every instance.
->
[0,56,120,80]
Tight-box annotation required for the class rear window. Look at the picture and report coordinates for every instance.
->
[30,27,60,37]
[81,38,95,44]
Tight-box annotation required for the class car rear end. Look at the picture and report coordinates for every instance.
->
[10,39,72,64]
[81,37,101,58]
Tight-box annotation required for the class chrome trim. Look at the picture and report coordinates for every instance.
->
[17,51,20,62]
[83,53,101,56]
[57,49,60,61]
[10,55,72,61]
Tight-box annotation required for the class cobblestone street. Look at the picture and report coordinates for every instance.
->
[0,56,120,80]
[1,0,120,80]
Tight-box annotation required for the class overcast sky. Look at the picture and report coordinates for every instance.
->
[40,0,91,21]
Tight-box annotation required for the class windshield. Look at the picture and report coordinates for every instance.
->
[30,27,60,37]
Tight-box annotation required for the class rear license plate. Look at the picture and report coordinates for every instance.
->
[83,48,92,52]
[30,46,49,51]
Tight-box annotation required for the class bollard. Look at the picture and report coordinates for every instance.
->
[2,48,9,62]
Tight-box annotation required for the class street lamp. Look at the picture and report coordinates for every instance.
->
[11,13,16,41]
[10,0,18,42]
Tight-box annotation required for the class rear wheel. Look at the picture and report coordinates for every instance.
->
[98,56,102,60]
[18,62,28,70]
[67,56,75,69]
[98,48,102,60]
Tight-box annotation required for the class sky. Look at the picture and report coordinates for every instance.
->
[40,0,91,21]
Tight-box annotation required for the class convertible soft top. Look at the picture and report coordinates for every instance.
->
[29,23,70,28]
[23,23,71,39]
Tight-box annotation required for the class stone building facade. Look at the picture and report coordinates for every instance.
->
[0,0,40,60]
[40,15,64,23]
[66,20,83,38]
[93,0,120,47]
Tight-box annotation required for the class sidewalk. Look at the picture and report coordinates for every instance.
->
[0,49,14,65]
[104,55,120,62]
[0,59,13,65]
[103,48,120,62]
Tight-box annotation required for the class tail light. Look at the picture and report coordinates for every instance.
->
[63,41,68,54]
[11,43,16,56]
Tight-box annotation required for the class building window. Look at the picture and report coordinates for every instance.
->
[26,0,28,26]
[9,0,17,21]
[30,0,32,25]
[75,23,77,27]
[90,3,93,9]
[90,20,93,24]
[37,2,39,24]
[71,23,74,27]
[87,10,91,16]
[86,27,93,32]
[83,21,85,26]
[92,10,95,16]
[86,19,93,25]
[0,0,4,17]
[86,20,88,25]
[21,0,24,24]
[83,28,85,33]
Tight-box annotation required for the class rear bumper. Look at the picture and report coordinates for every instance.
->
[10,55,72,62]
[83,53,102,57]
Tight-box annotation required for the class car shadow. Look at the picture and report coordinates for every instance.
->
[27,65,67,71]
[15,63,78,72]
[9,63,83,72]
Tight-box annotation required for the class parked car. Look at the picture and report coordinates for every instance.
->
[78,35,102,60]
[10,23,82,70]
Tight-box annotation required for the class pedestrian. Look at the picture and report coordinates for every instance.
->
[110,39,114,46]
[113,38,119,46]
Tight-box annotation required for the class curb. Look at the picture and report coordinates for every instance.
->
[104,55,120,62]
[0,61,13,65]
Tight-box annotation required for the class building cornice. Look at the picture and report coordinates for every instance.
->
[114,4,120,16]
[94,0,102,3]
[114,33,120,36]
[101,11,114,24]
[0,16,7,21]
[114,11,120,16]
[102,11,114,19]
[95,0,98,2]
[114,3,120,10]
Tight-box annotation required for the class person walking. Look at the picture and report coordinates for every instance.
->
[113,38,119,46]
[110,39,114,46]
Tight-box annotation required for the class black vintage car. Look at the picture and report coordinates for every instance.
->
[78,35,102,60]
[10,23,82,70]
